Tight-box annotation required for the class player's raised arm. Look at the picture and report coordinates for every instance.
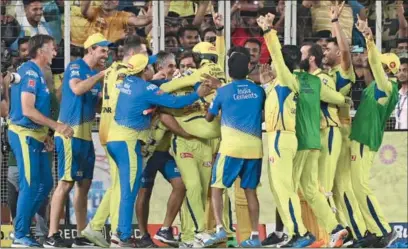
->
[258,13,298,93]
[356,15,392,96]
[213,12,226,70]
[159,69,201,93]
[330,1,352,73]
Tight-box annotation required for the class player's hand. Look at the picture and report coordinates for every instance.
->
[55,123,74,139]
[344,96,354,108]
[44,135,54,152]
[355,14,372,38]
[196,83,212,97]
[213,12,224,29]
[259,64,274,85]
[152,71,167,80]
[201,73,222,89]
[329,1,345,20]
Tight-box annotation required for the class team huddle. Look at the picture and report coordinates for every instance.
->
[8,4,402,249]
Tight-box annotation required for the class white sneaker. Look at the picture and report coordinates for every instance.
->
[179,240,203,248]
[194,232,212,247]
[81,224,109,248]
[109,234,120,248]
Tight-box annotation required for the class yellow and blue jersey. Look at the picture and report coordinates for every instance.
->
[328,64,355,124]
[57,59,101,141]
[263,30,299,133]
[99,61,128,146]
[9,61,50,133]
[209,79,265,159]
[108,76,200,142]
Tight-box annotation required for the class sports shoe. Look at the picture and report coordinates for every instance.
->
[43,232,71,248]
[136,234,158,248]
[154,228,178,247]
[179,240,203,248]
[350,231,378,248]
[342,227,354,248]
[117,237,138,247]
[110,234,120,248]
[376,230,399,248]
[81,224,109,248]
[72,237,96,247]
[282,232,316,248]
[261,232,289,247]
[194,232,213,246]
[330,225,349,247]
[202,228,228,247]
[240,235,262,248]
[226,237,239,248]
[12,236,43,248]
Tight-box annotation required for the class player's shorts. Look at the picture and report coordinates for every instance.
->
[211,154,262,189]
[55,136,95,181]
[141,151,181,188]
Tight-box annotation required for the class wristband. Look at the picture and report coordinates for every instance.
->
[331,18,339,23]
[216,26,224,31]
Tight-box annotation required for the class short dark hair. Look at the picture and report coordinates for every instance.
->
[244,38,262,49]
[177,25,199,39]
[227,46,250,58]
[281,45,301,73]
[401,58,408,65]
[302,42,324,68]
[228,50,250,80]
[202,27,216,39]
[23,0,42,6]
[28,34,54,58]
[327,37,339,46]
[18,37,30,48]
[123,35,144,55]
[177,50,194,66]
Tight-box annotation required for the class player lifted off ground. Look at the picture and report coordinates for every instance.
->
[348,15,400,248]
[45,33,108,248]
[81,35,148,248]
[106,53,213,247]
[9,34,73,248]
[204,47,265,248]
[257,13,317,248]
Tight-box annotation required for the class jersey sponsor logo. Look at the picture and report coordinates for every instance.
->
[70,64,80,70]
[70,70,80,77]
[76,171,83,177]
[91,88,99,95]
[174,167,180,173]
[25,70,38,78]
[180,152,194,159]
[390,62,396,69]
[351,155,356,161]
[28,79,36,88]
[120,83,132,95]
[322,78,328,85]
[233,87,258,100]
[147,84,158,91]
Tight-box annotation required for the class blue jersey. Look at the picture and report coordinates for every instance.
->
[209,79,265,159]
[57,59,101,141]
[9,61,50,130]
[110,75,200,141]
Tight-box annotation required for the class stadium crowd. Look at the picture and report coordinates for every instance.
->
[0,0,407,248]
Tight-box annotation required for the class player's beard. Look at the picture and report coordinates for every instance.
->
[299,57,310,71]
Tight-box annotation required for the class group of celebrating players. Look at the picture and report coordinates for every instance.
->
[7,1,402,248]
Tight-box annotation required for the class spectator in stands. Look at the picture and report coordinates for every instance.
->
[177,51,197,75]
[351,46,373,109]
[165,16,181,35]
[165,32,179,53]
[397,38,408,57]
[80,0,152,44]
[13,37,30,68]
[202,27,217,46]
[9,0,54,51]
[177,25,200,50]
[244,38,262,83]
[348,0,367,47]
[395,58,408,130]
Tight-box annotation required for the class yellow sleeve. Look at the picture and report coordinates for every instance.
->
[264,30,299,93]
[160,70,201,93]
[320,81,345,105]
[216,35,225,71]
[366,38,392,96]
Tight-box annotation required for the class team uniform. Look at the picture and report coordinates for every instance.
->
[8,61,53,245]
[85,62,128,240]
[55,59,101,182]
[263,30,313,245]
[292,71,349,247]
[107,72,201,242]
[348,39,399,243]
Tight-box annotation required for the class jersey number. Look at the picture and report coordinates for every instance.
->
[104,86,109,100]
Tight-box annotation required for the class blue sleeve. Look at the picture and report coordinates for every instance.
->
[66,63,83,82]
[348,0,363,15]
[149,79,170,87]
[208,89,222,116]
[144,83,200,108]
[20,70,40,95]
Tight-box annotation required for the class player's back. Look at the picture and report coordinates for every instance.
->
[99,61,128,145]
[211,79,265,159]
[57,59,101,141]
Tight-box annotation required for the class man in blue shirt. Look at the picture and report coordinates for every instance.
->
[106,53,212,247]
[8,34,73,247]
[205,50,265,248]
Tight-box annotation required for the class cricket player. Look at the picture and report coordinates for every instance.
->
[348,16,400,248]
[204,49,265,248]
[106,53,212,247]
[257,14,316,247]
[45,33,109,248]
[81,35,148,248]
[8,34,73,247]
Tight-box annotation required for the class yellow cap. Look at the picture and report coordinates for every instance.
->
[380,53,400,75]
[192,42,218,56]
[127,54,157,74]
[84,33,111,49]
